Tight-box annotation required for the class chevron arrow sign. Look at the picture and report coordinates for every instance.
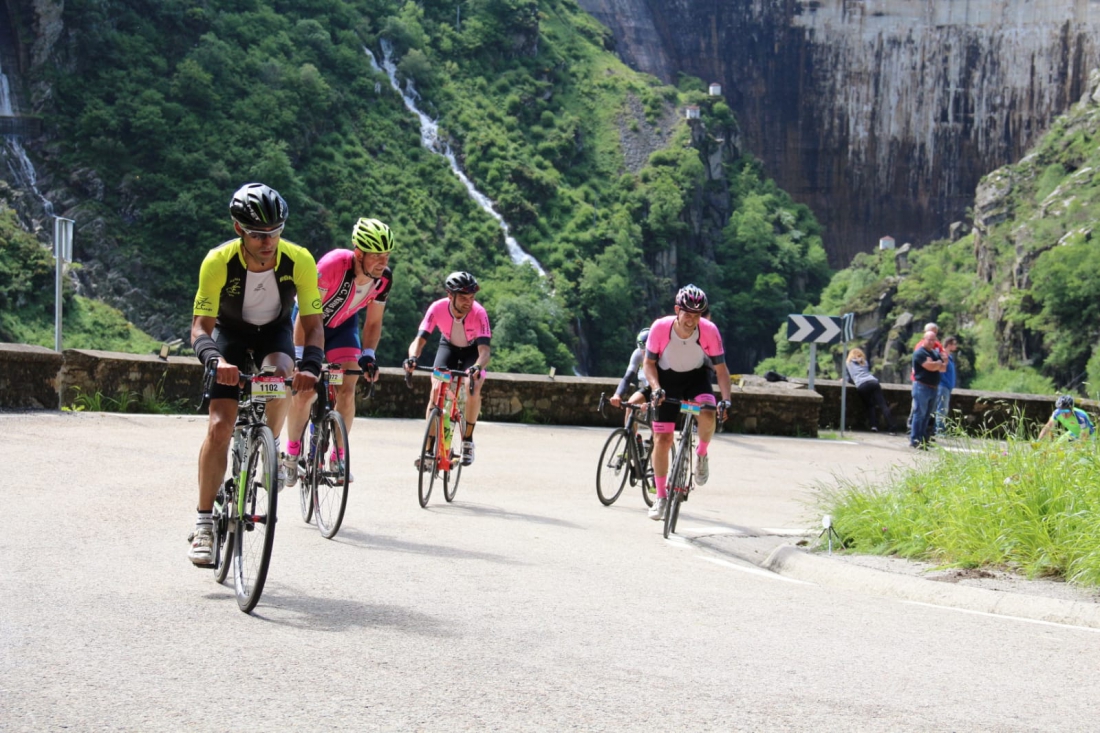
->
[786,314,843,344]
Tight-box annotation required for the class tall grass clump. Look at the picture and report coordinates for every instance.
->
[822,432,1100,587]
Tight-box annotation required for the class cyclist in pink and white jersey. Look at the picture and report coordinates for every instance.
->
[283,218,395,485]
[643,284,732,522]
[403,271,491,466]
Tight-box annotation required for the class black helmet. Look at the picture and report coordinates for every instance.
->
[1056,395,1074,411]
[229,183,288,229]
[636,328,650,348]
[675,284,708,313]
[444,271,480,294]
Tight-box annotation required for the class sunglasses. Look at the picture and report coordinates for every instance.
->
[240,224,284,240]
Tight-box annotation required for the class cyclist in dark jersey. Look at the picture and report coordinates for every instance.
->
[187,183,324,566]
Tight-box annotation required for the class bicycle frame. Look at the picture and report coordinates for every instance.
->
[426,367,470,473]
[234,373,286,510]
[655,397,718,538]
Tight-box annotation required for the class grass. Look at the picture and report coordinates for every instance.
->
[820,429,1100,587]
[64,378,190,415]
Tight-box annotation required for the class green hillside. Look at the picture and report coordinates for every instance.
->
[3,0,828,374]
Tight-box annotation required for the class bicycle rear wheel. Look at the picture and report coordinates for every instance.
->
[417,408,441,508]
[312,411,350,539]
[596,428,630,506]
[233,426,278,614]
[443,414,466,503]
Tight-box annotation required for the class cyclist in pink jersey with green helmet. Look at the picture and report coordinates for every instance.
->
[403,271,491,466]
[643,285,732,522]
[282,218,395,485]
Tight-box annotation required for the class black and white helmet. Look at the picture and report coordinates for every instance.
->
[1056,395,1074,411]
[444,271,480,294]
[229,183,288,229]
[675,284,708,313]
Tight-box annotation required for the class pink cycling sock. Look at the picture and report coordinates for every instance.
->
[696,441,709,457]
[286,440,302,457]
[655,475,668,499]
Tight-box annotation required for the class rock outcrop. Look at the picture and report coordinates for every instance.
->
[578,0,1100,267]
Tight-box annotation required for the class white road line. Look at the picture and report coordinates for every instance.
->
[902,600,1100,633]
[697,555,813,584]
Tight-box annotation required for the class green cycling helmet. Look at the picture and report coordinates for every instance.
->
[352,218,394,253]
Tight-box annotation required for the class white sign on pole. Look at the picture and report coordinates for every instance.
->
[54,217,75,352]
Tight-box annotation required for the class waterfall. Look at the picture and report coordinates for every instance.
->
[0,56,53,217]
[366,41,544,275]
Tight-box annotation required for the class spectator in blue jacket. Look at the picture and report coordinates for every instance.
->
[934,335,958,435]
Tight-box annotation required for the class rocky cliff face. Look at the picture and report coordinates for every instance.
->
[579,0,1100,267]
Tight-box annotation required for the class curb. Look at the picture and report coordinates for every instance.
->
[697,535,1100,630]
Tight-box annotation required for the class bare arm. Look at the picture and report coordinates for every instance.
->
[643,357,661,402]
[475,343,491,370]
[713,362,733,403]
[360,302,385,352]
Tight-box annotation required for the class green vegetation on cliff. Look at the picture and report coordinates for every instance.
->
[759,77,1100,397]
[0,209,159,352]
[4,0,828,374]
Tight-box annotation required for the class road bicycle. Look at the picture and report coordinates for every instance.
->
[405,365,474,507]
[200,360,284,614]
[296,365,366,539]
[595,392,655,507]
[657,397,719,539]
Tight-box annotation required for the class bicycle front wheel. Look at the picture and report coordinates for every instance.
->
[443,414,466,503]
[596,428,630,506]
[312,411,350,539]
[664,428,693,538]
[233,425,278,614]
[417,408,441,508]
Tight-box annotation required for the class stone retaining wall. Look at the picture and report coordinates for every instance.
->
[0,345,819,435]
[2,345,1089,437]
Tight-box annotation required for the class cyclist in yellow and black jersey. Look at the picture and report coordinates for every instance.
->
[187,182,324,566]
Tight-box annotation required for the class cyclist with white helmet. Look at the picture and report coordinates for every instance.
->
[282,217,396,485]
[403,271,492,466]
[188,183,324,565]
[643,285,732,521]
[1038,395,1096,442]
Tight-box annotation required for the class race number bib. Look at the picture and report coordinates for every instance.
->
[433,368,453,383]
[252,376,286,398]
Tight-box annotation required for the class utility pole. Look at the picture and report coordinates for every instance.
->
[53,217,74,352]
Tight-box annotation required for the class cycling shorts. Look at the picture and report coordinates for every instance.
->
[653,366,714,431]
[208,323,295,401]
[434,342,480,372]
[321,315,361,365]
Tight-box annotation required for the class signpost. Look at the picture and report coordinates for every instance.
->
[53,217,74,352]
[787,313,855,434]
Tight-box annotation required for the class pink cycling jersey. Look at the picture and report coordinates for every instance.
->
[644,315,725,370]
[316,249,392,328]
[417,298,492,346]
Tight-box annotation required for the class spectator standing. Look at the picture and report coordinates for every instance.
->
[845,348,897,435]
[909,329,945,449]
[934,336,959,435]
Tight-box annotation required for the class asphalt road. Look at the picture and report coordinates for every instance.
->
[3,412,1099,731]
